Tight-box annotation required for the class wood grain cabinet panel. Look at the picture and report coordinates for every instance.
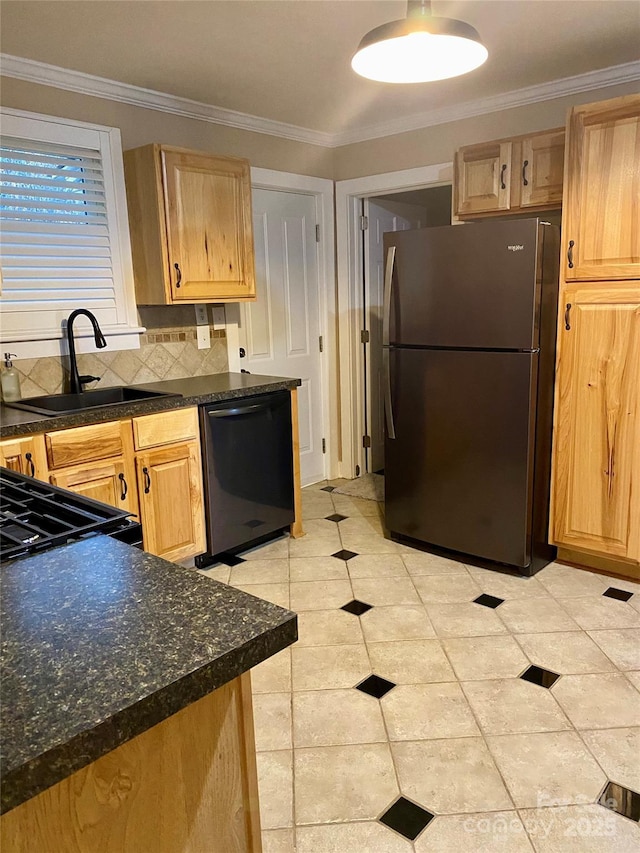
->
[132,407,198,450]
[0,673,262,853]
[454,128,564,218]
[454,140,512,216]
[0,435,47,480]
[50,459,139,519]
[551,285,640,561]
[45,421,127,470]
[124,144,256,305]
[136,440,205,562]
[520,130,565,209]
[563,94,640,281]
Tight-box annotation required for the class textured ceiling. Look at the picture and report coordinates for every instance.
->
[1,1,639,136]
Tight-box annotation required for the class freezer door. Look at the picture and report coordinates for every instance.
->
[385,349,538,568]
[385,219,549,350]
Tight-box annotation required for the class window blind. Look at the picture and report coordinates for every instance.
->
[0,110,139,351]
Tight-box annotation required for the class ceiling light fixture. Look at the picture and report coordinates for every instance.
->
[351,0,488,84]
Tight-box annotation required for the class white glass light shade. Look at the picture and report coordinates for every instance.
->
[352,16,488,83]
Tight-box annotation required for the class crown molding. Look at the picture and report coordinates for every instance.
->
[332,60,640,147]
[0,54,335,148]
[2,53,639,150]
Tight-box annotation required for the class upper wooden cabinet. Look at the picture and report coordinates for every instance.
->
[551,284,640,562]
[562,94,640,282]
[123,144,256,304]
[454,129,564,218]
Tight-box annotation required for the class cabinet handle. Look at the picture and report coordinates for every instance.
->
[567,240,575,269]
[564,303,572,331]
[174,262,182,288]
[143,467,151,494]
[522,160,529,186]
[118,472,128,501]
[25,452,35,477]
[500,164,507,189]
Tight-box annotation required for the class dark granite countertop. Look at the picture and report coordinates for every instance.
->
[0,535,297,814]
[0,372,301,438]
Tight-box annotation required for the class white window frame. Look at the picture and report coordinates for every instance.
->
[0,108,143,358]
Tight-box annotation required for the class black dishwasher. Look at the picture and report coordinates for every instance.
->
[196,391,294,565]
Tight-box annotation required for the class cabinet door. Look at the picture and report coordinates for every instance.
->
[520,130,565,209]
[161,150,256,302]
[563,95,640,281]
[136,441,205,561]
[551,286,640,560]
[0,435,47,479]
[50,459,139,518]
[454,141,511,216]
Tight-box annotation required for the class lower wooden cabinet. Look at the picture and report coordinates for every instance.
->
[0,435,47,480]
[1,407,206,562]
[49,458,139,519]
[136,440,205,562]
[0,673,262,853]
[551,284,640,563]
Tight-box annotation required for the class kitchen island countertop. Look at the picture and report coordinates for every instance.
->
[0,372,301,438]
[0,535,297,814]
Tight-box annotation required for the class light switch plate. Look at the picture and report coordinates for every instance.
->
[197,324,211,349]
[211,305,226,330]
[194,305,208,325]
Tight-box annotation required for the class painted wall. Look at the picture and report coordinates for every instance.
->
[0,77,334,178]
[1,72,636,401]
[333,80,639,180]
[0,76,331,389]
[2,74,636,183]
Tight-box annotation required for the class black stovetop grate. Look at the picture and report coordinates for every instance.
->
[0,468,132,561]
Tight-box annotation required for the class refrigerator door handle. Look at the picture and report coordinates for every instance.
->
[382,245,396,348]
[383,347,396,439]
[382,245,397,439]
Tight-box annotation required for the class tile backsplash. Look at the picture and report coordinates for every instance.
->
[11,305,229,398]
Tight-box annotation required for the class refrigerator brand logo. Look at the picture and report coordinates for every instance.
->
[508,244,525,252]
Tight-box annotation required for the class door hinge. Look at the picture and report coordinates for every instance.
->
[362,435,371,449]
[315,224,320,242]
[359,215,368,231]
[319,335,323,353]
[322,438,326,454]
[360,329,370,344]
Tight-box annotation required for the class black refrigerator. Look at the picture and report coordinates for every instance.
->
[383,218,560,576]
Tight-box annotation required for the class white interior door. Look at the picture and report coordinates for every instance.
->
[240,188,325,486]
[364,198,426,473]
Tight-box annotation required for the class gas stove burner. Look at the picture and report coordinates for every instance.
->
[0,467,139,562]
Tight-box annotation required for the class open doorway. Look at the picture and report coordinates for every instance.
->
[335,161,454,481]
[362,185,452,474]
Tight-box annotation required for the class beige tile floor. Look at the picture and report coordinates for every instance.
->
[198,481,640,852]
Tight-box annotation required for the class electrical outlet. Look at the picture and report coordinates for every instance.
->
[194,305,208,325]
[211,305,226,330]
[197,324,211,349]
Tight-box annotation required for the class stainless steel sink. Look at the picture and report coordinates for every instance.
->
[5,387,182,416]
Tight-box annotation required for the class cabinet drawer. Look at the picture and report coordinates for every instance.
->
[45,421,127,470]
[132,407,199,450]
